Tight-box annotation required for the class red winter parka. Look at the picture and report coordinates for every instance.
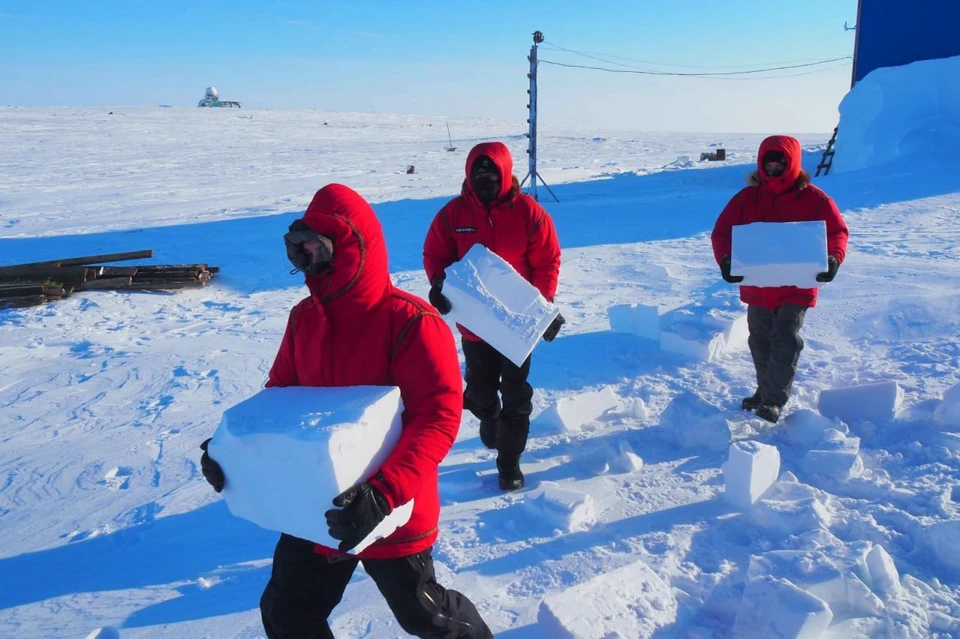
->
[423,142,562,341]
[711,135,849,310]
[266,184,463,560]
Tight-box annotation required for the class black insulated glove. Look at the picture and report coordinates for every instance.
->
[428,276,452,315]
[816,255,840,283]
[325,482,392,552]
[543,313,565,342]
[719,256,744,284]
[200,438,225,493]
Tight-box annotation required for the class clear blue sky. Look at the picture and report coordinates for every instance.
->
[0,0,859,132]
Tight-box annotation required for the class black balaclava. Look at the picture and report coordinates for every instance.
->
[284,218,334,275]
[762,150,787,177]
[470,155,501,205]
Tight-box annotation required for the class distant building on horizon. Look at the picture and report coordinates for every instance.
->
[197,86,241,108]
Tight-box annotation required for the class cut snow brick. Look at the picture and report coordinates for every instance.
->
[749,550,883,618]
[927,520,960,573]
[208,386,413,554]
[580,440,644,476]
[801,429,864,481]
[607,303,660,342]
[538,559,677,638]
[723,441,781,508]
[934,383,960,430]
[751,475,832,535]
[860,544,901,595]
[733,576,834,639]
[782,409,839,450]
[524,481,596,533]
[445,244,560,366]
[730,221,828,288]
[660,392,731,451]
[660,303,748,362]
[536,386,619,433]
[818,381,904,424]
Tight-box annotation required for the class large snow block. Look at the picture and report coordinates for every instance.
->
[607,303,660,342]
[782,409,839,450]
[580,440,644,476]
[818,381,903,424]
[660,392,731,451]
[723,441,780,508]
[859,544,901,596]
[536,386,619,433]
[800,429,863,481]
[208,386,413,554]
[445,244,560,366]
[751,473,832,535]
[538,559,677,638]
[927,520,960,573]
[733,576,834,639]
[660,303,747,362]
[524,482,596,533]
[934,383,960,430]
[730,221,827,288]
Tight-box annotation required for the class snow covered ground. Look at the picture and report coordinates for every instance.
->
[1,102,959,638]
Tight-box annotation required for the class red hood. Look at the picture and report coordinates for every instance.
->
[757,135,803,196]
[465,141,515,202]
[300,184,390,310]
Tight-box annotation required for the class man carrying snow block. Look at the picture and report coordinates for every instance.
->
[200,184,492,639]
[423,142,563,491]
[711,135,848,424]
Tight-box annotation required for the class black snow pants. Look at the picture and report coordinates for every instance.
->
[747,303,807,407]
[461,338,533,464]
[260,534,492,639]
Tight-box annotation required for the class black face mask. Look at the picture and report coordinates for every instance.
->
[284,219,334,275]
[470,157,501,205]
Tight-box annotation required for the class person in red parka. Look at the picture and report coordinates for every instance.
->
[711,135,849,424]
[423,142,562,491]
[200,184,492,639]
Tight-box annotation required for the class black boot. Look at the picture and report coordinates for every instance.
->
[479,418,498,449]
[741,392,762,411]
[756,404,781,424]
[497,458,524,491]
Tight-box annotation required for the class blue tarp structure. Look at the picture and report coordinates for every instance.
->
[853,0,960,84]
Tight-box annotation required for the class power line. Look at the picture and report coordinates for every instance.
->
[540,40,852,75]
[538,58,852,80]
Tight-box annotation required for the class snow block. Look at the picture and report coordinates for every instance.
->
[934,383,960,430]
[801,429,864,481]
[536,386,618,433]
[818,381,903,425]
[723,441,780,508]
[749,550,883,618]
[524,481,596,533]
[660,303,747,362]
[927,520,960,573]
[660,392,731,451]
[733,576,834,639]
[782,409,840,450]
[445,244,560,367]
[607,303,660,342]
[208,386,413,554]
[752,474,832,535]
[580,439,644,476]
[731,221,827,288]
[860,544,901,596]
[538,559,677,638]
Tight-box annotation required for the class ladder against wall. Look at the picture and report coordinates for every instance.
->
[816,127,839,177]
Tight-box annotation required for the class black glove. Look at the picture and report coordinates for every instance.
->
[199,439,225,493]
[428,276,452,315]
[719,256,744,284]
[816,255,840,283]
[543,313,566,342]
[325,482,392,552]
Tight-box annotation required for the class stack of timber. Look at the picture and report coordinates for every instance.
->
[0,250,219,309]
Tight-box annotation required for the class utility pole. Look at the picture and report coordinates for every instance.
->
[520,30,559,203]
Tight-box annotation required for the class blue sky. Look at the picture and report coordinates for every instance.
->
[0,1,858,132]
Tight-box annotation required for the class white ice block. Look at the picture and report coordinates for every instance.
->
[723,441,781,508]
[208,386,414,554]
[733,576,834,639]
[801,429,863,481]
[524,481,596,533]
[607,303,660,342]
[861,544,901,595]
[934,382,960,430]
[538,559,677,638]
[927,520,960,573]
[660,304,747,362]
[818,381,903,424]
[445,245,560,367]
[660,392,731,451]
[731,221,828,288]
[536,386,619,433]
